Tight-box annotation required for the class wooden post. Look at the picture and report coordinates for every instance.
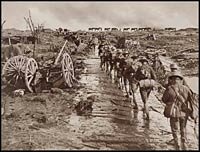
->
[24,10,40,58]
[54,40,68,65]
[1,20,6,30]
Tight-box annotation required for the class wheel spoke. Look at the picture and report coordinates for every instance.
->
[69,71,74,78]
[12,57,18,67]
[4,66,16,72]
[64,58,68,67]
[18,59,23,70]
[67,57,71,65]
[15,57,21,68]
[32,62,36,72]
[17,58,22,67]
[31,61,37,72]
[5,73,16,77]
[67,73,70,83]
[4,71,16,76]
[64,69,69,73]
[28,76,34,84]
[30,62,34,73]
[26,68,34,75]
[63,59,69,69]
[10,59,17,67]
[29,63,33,73]
[64,71,68,79]
[68,66,74,71]
[30,64,35,74]
[19,58,26,69]
[27,74,32,78]
[68,62,73,67]
[64,63,69,70]
[7,62,17,70]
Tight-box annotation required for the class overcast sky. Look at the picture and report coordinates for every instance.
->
[1,1,199,31]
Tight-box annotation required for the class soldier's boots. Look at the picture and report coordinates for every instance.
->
[144,104,150,120]
[181,139,187,150]
[174,140,180,150]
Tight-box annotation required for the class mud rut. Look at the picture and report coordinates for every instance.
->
[65,54,198,150]
[2,54,198,150]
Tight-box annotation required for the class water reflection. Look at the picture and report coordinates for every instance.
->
[130,109,139,124]
[67,57,198,150]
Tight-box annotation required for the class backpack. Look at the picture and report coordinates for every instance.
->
[173,86,198,121]
[137,66,151,80]
[188,91,198,121]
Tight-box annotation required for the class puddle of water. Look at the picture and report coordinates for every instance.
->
[184,76,199,93]
[68,57,198,150]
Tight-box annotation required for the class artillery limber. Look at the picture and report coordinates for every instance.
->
[2,40,75,93]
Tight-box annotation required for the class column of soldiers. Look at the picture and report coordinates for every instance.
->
[97,40,197,150]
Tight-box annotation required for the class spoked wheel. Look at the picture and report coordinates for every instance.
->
[2,55,28,86]
[61,53,75,88]
[25,58,38,92]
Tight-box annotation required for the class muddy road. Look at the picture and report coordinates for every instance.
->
[60,55,198,150]
[2,54,198,150]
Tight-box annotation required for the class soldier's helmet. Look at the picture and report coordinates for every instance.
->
[123,50,129,54]
[168,71,183,80]
[131,55,138,60]
[104,45,109,49]
[111,46,116,51]
[117,49,123,54]
[138,56,149,63]
[170,63,178,70]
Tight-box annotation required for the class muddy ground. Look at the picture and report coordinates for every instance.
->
[1,28,199,150]
[1,53,199,150]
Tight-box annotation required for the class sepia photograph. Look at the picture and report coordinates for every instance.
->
[1,1,199,150]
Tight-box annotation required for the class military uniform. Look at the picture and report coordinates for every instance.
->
[135,57,157,118]
[162,71,193,150]
[99,44,105,69]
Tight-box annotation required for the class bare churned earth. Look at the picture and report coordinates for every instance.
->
[2,53,198,150]
[1,2,199,150]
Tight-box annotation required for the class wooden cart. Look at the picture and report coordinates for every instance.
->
[2,40,75,92]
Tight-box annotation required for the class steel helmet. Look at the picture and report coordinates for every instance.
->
[168,71,183,80]
[170,63,179,70]
[117,49,123,53]
[131,55,138,60]
[123,50,129,54]
[138,56,149,63]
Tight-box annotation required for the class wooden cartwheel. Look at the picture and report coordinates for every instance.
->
[61,52,75,88]
[2,40,76,92]
[49,39,75,88]
[2,55,38,92]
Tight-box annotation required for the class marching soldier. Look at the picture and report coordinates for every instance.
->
[162,71,193,150]
[135,57,157,119]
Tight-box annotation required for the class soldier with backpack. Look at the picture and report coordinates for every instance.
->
[114,49,125,89]
[135,57,157,119]
[123,55,140,109]
[162,71,194,150]
[98,42,107,70]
